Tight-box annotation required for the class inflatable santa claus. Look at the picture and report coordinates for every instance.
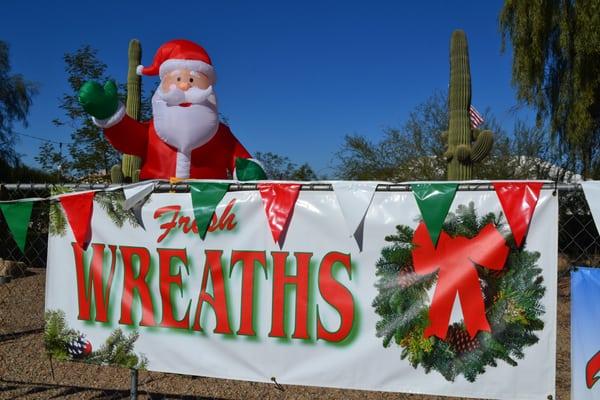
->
[78,39,266,181]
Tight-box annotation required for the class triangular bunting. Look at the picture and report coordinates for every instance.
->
[189,182,230,239]
[581,181,600,236]
[131,204,146,230]
[411,183,458,246]
[332,181,378,250]
[59,191,96,250]
[258,183,301,246]
[123,181,155,210]
[123,181,155,229]
[493,182,543,247]
[0,201,34,253]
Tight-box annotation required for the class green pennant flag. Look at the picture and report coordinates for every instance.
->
[189,182,230,240]
[411,183,458,246]
[0,201,34,254]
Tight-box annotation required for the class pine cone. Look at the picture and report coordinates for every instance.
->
[446,323,479,354]
[398,269,419,288]
[67,335,92,358]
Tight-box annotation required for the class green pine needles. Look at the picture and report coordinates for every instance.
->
[373,203,545,382]
[44,310,147,369]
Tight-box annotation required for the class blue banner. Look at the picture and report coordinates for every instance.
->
[572,267,600,399]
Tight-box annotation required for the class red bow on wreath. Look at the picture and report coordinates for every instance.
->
[411,222,510,340]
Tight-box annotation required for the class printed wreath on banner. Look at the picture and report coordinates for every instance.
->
[372,202,546,382]
[44,310,148,369]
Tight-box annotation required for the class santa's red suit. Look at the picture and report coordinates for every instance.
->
[101,112,251,180]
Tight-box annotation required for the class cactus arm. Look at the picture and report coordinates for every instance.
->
[471,130,493,162]
[111,164,124,184]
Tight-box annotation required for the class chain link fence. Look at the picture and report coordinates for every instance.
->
[1,182,599,269]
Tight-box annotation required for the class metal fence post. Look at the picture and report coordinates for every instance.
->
[130,368,138,400]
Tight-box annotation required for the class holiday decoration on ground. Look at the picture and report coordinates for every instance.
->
[331,181,379,249]
[0,201,33,253]
[411,183,458,246]
[78,39,266,181]
[59,191,95,250]
[493,181,543,247]
[189,181,230,239]
[373,203,546,382]
[443,30,494,180]
[44,310,147,368]
[258,183,301,245]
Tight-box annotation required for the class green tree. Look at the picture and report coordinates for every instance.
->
[52,45,120,180]
[0,41,37,166]
[335,91,449,180]
[34,142,70,181]
[254,152,317,180]
[334,91,566,181]
[500,0,600,178]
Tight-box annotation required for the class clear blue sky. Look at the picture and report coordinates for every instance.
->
[2,0,532,176]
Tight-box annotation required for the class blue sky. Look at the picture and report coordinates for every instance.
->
[2,0,532,176]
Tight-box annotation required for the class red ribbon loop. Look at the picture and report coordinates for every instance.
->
[411,222,510,340]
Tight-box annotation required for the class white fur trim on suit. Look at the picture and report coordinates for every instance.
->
[175,151,191,178]
[92,103,126,129]
[159,59,216,82]
[136,65,144,75]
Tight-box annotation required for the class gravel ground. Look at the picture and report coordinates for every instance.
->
[0,268,570,399]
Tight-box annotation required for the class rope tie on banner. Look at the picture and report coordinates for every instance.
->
[270,377,284,391]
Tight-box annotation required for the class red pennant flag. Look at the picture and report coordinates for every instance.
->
[258,183,301,245]
[59,191,96,250]
[493,182,543,247]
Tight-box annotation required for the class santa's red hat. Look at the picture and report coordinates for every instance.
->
[136,39,216,83]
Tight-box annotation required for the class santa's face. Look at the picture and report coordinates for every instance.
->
[152,69,219,154]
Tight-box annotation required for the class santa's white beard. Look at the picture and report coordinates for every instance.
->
[152,85,220,178]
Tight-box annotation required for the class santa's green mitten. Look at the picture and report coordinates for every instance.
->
[235,158,267,181]
[78,81,119,120]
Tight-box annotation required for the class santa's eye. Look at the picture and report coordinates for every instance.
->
[189,78,194,83]
[177,77,181,82]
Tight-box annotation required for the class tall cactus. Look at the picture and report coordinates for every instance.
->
[111,39,143,183]
[443,30,493,180]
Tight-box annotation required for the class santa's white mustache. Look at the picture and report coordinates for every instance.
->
[155,85,216,106]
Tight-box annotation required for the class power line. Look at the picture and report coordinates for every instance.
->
[14,131,70,146]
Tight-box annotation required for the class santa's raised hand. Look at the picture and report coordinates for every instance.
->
[77,39,266,181]
[78,81,119,120]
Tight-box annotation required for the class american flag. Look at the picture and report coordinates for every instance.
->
[469,105,484,128]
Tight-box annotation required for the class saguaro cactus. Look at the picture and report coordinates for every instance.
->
[443,30,493,180]
[111,39,142,184]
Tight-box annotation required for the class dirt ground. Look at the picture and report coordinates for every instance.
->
[0,268,570,400]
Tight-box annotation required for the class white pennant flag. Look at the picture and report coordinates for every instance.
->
[332,181,379,250]
[122,181,156,229]
[581,181,600,235]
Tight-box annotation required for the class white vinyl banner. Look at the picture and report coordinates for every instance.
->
[45,183,557,399]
